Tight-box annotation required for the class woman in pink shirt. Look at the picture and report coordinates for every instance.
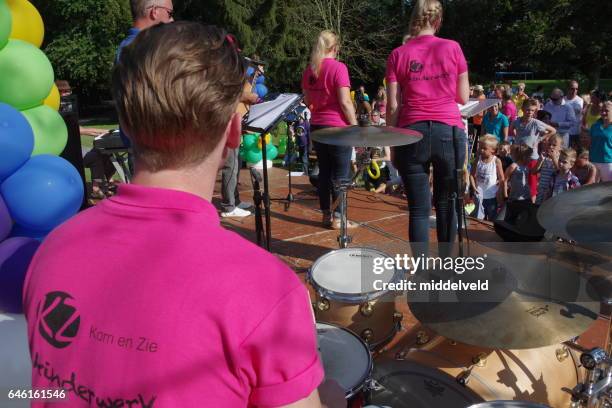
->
[501,91,518,122]
[302,30,358,228]
[386,0,470,245]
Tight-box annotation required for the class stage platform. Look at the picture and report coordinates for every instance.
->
[216,167,611,355]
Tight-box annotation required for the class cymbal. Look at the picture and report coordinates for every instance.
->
[311,125,422,147]
[408,252,601,349]
[537,182,612,242]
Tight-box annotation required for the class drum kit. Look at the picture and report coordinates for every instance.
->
[308,125,612,407]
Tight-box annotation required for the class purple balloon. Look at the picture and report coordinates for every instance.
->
[0,237,40,313]
[0,194,11,242]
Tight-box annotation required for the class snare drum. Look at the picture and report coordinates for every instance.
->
[370,324,581,408]
[309,248,403,348]
[317,322,373,404]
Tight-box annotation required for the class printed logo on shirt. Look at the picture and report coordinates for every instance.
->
[409,60,424,73]
[37,291,80,349]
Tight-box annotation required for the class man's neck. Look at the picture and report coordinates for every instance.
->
[132,163,217,202]
[133,19,153,31]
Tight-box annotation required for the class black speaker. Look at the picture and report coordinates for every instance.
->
[59,110,88,210]
[494,200,545,241]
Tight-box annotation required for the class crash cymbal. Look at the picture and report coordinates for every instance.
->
[537,182,612,242]
[311,125,422,147]
[408,252,601,349]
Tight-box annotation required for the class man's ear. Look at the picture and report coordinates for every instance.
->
[224,112,242,150]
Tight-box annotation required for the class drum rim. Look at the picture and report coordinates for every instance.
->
[467,402,552,408]
[316,321,374,398]
[308,247,403,303]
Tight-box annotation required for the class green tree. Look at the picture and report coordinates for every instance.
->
[31,0,131,101]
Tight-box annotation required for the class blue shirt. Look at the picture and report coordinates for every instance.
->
[590,120,612,164]
[482,112,509,142]
[116,28,140,148]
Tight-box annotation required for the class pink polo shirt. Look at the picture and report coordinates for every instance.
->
[23,183,323,407]
[301,58,351,127]
[386,35,468,129]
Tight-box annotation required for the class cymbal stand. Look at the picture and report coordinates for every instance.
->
[564,298,612,407]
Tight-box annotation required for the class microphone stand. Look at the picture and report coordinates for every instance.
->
[250,167,265,246]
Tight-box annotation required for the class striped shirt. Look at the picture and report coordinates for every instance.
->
[536,158,555,204]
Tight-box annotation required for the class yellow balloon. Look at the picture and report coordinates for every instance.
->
[43,83,60,111]
[7,0,44,48]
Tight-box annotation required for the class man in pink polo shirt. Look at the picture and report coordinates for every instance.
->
[23,22,325,407]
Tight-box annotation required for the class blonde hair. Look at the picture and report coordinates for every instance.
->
[408,0,443,37]
[560,148,577,161]
[310,30,339,77]
[113,22,245,171]
[479,134,499,150]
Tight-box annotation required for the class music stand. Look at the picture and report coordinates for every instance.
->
[243,93,303,250]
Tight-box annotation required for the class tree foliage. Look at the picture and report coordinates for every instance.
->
[33,0,610,104]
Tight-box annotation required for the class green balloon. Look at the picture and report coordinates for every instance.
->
[242,133,258,149]
[0,40,54,110]
[246,148,262,164]
[266,144,278,160]
[21,105,68,156]
[0,0,11,50]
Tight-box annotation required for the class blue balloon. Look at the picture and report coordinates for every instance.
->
[1,155,84,231]
[255,84,268,98]
[0,237,40,313]
[0,194,11,242]
[255,75,265,85]
[0,103,34,181]
[10,224,48,241]
[246,67,255,77]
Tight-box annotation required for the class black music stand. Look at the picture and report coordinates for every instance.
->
[243,93,303,250]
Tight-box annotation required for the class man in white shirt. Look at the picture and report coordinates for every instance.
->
[544,88,577,148]
[564,80,584,148]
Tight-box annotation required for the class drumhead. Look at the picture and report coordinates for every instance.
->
[316,322,372,398]
[309,248,399,302]
[467,402,551,408]
[370,360,483,408]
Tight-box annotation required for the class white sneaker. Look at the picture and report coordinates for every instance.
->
[237,201,254,210]
[221,207,251,217]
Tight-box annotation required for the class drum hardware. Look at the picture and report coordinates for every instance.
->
[557,346,571,362]
[360,302,374,317]
[472,353,488,367]
[316,298,330,312]
[362,329,374,342]
[416,331,430,346]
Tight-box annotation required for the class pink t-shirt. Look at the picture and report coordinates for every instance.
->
[301,58,351,127]
[23,184,323,407]
[502,101,518,122]
[386,35,468,129]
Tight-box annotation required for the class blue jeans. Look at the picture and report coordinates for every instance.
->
[392,121,467,245]
[312,125,352,216]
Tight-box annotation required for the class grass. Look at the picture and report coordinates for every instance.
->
[506,79,611,96]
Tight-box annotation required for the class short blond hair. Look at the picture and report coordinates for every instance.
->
[560,148,577,161]
[112,22,245,171]
[479,134,499,149]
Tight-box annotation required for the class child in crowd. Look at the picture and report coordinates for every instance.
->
[533,134,564,204]
[470,134,505,220]
[498,141,513,171]
[573,148,599,185]
[550,148,581,197]
[503,143,533,202]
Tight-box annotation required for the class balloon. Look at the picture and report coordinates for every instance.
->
[266,144,278,160]
[0,194,11,241]
[7,0,43,48]
[278,136,287,155]
[246,66,255,77]
[1,155,83,231]
[242,133,258,149]
[43,83,60,111]
[10,223,47,241]
[255,84,268,99]
[0,237,39,313]
[0,0,11,50]
[245,148,262,164]
[256,133,271,150]
[21,105,67,156]
[255,75,265,85]
[0,39,54,110]
[238,148,246,162]
[0,103,34,181]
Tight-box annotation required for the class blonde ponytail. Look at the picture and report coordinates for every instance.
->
[408,0,443,37]
[310,30,339,78]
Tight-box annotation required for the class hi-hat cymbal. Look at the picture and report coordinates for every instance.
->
[311,125,422,147]
[408,252,601,349]
[537,182,612,242]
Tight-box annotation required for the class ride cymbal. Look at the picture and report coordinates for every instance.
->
[311,125,422,147]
